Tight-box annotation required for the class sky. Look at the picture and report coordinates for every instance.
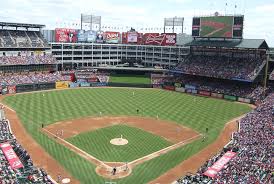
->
[0,0,273,46]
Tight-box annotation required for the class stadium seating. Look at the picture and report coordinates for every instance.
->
[0,55,57,65]
[176,93,274,184]
[270,69,274,80]
[76,68,110,83]
[0,30,47,48]
[174,75,266,102]
[174,55,265,81]
[0,119,53,183]
[0,72,71,85]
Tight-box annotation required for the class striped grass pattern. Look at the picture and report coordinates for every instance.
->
[3,88,251,183]
[66,124,172,162]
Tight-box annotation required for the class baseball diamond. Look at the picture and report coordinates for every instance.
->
[2,88,252,183]
[0,3,273,184]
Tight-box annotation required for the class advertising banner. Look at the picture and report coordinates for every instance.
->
[122,32,143,44]
[238,97,251,104]
[55,28,77,43]
[105,32,120,43]
[211,93,224,99]
[204,151,236,178]
[174,83,182,88]
[163,86,175,91]
[55,81,69,89]
[70,82,79,88]
[186,89,192,93]
[8,86,16,94]
[127,32,138,43]
[77,30,86,42]
[96,31,104,43]
[90,82,107,87]
[143,33,176,46]
[191,89,198,94]
[0,143,24,170]
[175,87,185,93]
[198,90,211,96]
[80,82,90,87]
[86,30,97,42]
[224,95,237,101]
[185,84,196,90]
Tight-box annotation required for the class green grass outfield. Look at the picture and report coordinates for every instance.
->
[3,88,251,183]
[67,124,172,162]
[110,74,151,84]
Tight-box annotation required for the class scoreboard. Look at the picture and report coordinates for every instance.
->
[192,15,244,38]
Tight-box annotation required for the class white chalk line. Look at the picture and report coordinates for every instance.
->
[44,128,201,172]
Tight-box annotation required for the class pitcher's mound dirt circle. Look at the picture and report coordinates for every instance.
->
[110,138,128,145]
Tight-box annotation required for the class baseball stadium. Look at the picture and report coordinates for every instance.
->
[0,4,273,184]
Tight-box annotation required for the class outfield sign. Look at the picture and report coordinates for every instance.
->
[0,143,24,170]
[198,90,211,96]
[224,95,237,101]
[203,151,236,178]
[70,82,80,88]
[175,87,185,93]
[238,97,251,104]
[80,82,90,87]
[211,93,224,99]
[56,81,69,89]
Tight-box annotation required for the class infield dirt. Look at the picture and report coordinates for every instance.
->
[0,94,253,183]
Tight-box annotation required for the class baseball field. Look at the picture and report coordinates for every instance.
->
[2,88,252,183]
[110,74,151,84]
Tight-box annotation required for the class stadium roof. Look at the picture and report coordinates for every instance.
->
[0,22,45,28]
[185,39,269,50]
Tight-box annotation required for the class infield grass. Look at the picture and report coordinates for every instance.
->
[3,88,252,183]
[67,124,172,162]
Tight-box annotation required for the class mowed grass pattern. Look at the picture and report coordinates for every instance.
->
[110,74,151,84]
[67,124,172,162]
[3,88,252,183]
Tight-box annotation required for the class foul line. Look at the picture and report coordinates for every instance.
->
[0,103,15,113]
[42,128,111,169]
[43,128,202,171]
[128,134,202,167]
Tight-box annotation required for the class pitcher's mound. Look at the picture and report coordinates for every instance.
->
[110,138,128,146]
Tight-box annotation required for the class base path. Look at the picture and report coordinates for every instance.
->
[149,115,247,184]
[43,116,200,179]
[0,97,80,183]
[45,116,199,144]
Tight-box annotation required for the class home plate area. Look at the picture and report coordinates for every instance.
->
[43,116,201,179]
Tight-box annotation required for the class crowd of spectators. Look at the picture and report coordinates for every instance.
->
[151,74,173,85]
[0,55,57,65]
[176,93,273,184]
[269,69,274,80]
[173,75,266,102]
[76,68,109,83]
[0,118,54,183]
[0,30,46,48]
[0,72,71,86]
[173,55,265,81]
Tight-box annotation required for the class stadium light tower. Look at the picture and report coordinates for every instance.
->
[81,14,101,31]
[164,17,184,33]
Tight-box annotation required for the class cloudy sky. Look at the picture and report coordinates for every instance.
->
[0,0,273,46]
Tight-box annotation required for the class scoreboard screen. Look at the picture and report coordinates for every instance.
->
[192,15,244,38]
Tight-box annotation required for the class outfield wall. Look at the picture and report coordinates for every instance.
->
[0,82,253,104]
